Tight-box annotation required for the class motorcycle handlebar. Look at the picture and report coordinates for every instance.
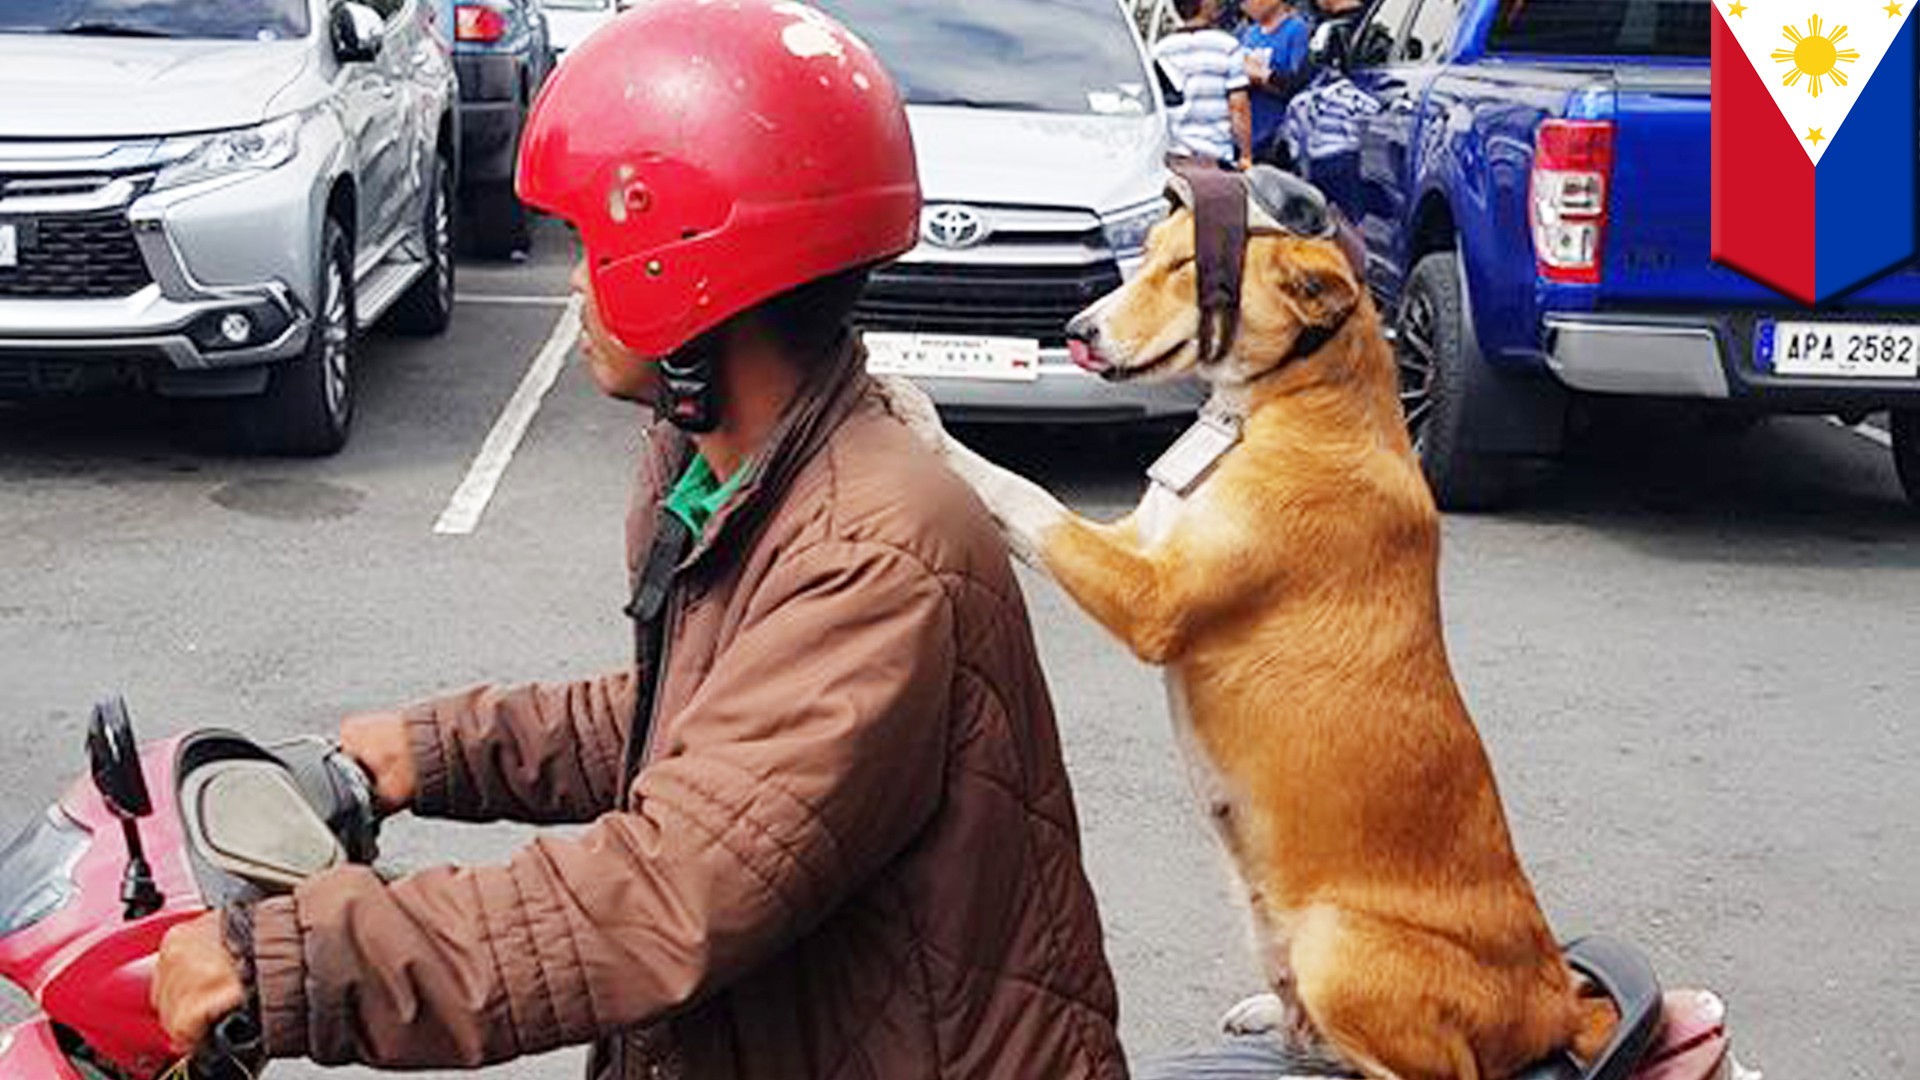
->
[187,1011,265,1080]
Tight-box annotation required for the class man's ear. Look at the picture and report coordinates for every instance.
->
[1274,239,1361,329]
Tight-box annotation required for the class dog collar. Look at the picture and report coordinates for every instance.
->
[1148,410,1242,496]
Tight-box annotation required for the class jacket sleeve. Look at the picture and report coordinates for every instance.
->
[251,541,956,1068]
[401,671,635,825]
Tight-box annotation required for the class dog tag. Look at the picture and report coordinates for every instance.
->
[1147,414,1241,496]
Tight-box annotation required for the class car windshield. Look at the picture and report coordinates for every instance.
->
[811,0,1153,116]
[1487,0,1709,58]
[0,0,312,41]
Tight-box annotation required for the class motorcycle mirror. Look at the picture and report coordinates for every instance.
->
[87,696,152,820]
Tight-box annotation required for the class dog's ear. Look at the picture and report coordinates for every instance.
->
[1273,238,1362,330]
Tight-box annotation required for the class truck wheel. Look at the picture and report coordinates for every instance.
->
[463,180,531,260]
[1397,251,1519,511]
[221,218,357,456]
[386,153,456,337]
[1892,410,1920,510]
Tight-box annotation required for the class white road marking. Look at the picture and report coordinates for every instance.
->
[454,292,574,307]
[433,296,583,536]
[1826,415,1893,448]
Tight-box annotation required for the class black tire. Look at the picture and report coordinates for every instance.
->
[221,217,357,456]
[1698,408,1764,436]
[1396,251,1519,510]
[463,179,530,260]
[385,153,455,337]
[1893,410,1920,510]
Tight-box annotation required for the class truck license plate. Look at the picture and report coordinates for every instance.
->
[0,224,16,269]
[863,332,1041,382]
[1757,320,1920,379]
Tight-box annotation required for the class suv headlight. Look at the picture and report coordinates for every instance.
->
[154,113,305,192]
[1101,200,1169,259]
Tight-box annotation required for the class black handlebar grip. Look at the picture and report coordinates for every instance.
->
[190,1010,264,1080]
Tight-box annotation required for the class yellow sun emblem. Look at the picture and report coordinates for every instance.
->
[1773,15,1861,97]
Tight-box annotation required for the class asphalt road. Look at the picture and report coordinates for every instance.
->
[2,220,1916,1080]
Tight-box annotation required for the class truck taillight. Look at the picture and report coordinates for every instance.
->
[455,3,509,42]
[1530,119,1615,285]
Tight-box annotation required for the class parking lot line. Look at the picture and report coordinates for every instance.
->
[1827,416,1894,448]
[454,292,576,307]
[433,297,583,536]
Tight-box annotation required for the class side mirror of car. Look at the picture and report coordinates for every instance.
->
[1310,18,1356,71]
[332,2,386,64]
[1154,58,1185,109]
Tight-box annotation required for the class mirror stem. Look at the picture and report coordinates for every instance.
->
[119,819,163,920]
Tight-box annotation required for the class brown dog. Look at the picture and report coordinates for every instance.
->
[879,168,1612,1080]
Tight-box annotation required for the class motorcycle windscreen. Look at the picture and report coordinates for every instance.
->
[0,808,87,935]
[181,761,343,891]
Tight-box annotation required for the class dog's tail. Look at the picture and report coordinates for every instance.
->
[1570,990,1621,1063]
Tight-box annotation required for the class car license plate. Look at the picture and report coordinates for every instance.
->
[0,224,16,269]
[1757,320,1920,379]
[863,332,1040,382]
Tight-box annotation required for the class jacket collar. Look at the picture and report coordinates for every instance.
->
[646,332,869,572]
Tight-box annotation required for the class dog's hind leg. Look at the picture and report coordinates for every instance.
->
[1288,909,1484,1080]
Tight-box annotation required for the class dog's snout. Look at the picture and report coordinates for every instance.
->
[1064,309,1119,379]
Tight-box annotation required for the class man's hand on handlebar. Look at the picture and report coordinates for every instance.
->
[339,712,418,814]
[152,913,247,1054]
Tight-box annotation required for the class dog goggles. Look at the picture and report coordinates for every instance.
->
[1164,161,1361,367]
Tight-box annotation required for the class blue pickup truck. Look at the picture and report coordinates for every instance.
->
[1282,0,1920,509]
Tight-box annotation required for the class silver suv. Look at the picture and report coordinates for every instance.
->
[0,0,458,454]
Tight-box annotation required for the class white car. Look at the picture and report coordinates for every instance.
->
[814,0,1200,423]
[546,0,618,60]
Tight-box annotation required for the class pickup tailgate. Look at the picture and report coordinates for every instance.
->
[1599,65,1763,305]
[1599,63,1920,308]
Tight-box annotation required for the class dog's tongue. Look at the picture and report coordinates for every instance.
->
[1068,338,1110,375]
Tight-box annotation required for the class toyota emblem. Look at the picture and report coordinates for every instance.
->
[923,205,989,249]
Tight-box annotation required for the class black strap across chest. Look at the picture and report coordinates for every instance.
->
[619,509,693,807]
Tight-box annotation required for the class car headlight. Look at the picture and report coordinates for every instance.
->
[153,113,305,192]
[1101,199,1169,259]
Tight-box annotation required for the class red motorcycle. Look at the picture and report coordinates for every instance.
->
[0,698,376,1080]
[0,698,1744,1080]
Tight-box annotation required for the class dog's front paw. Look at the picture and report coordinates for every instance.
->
[872,374,948,454]
[1220,993,1287,1036]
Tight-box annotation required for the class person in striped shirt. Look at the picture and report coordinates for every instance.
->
[1152,0,1252,169]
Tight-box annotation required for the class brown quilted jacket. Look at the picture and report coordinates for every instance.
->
[247,341,1126,1079]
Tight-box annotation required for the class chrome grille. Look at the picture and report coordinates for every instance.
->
[856,262,1123,347]
[0,208,152,299]
[0,165,156,300]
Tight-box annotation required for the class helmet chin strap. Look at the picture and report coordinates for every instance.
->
[1172,160,1249,368]
[659,331,723,433]
[1169,160,1365,377]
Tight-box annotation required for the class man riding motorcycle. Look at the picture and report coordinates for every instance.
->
[150,1,1126,1076]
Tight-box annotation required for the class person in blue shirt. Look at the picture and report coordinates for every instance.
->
[1238,0,1312,167]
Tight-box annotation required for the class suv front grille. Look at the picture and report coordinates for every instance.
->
[855,261,1123,347]
[0,208,152,299]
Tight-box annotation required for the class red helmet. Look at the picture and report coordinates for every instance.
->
[516,0,921,358]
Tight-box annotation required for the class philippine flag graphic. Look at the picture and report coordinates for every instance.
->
[1712,0,1918,306]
